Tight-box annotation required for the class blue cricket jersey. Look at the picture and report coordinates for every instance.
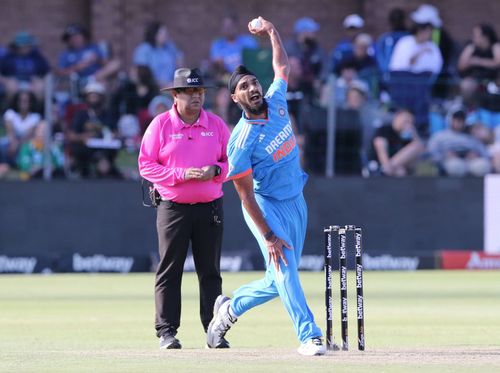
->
[227,78,308,200]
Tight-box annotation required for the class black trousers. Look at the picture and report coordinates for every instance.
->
[155,198,223,337]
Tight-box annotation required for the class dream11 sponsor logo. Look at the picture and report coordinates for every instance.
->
[72,253,134,273]
[0,255,37,273]
[264,122,296,162]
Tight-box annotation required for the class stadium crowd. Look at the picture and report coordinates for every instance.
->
[0,4,499,180]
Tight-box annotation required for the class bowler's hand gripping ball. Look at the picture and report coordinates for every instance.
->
[250,18,262,30]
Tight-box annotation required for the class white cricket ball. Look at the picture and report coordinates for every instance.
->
[250,18,262,30]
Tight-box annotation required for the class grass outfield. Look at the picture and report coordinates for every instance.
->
[1,271,499,372]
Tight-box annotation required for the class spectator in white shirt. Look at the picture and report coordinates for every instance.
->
[389,5,443,75]
[387,5,444,137]
[0,90,41,166]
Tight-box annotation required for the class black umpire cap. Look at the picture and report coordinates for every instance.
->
[161,68,213,91]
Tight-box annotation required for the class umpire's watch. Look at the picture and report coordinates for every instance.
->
[214,165,221,177]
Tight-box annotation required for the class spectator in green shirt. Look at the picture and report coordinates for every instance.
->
[17,122,65,179]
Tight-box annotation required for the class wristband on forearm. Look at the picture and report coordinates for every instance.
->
[263,230,275,240]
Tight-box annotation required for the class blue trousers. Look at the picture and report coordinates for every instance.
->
[230,193,322,343]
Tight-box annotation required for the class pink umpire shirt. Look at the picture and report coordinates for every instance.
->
[138,105,230,204]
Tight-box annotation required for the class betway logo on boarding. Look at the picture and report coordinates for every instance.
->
[0,255,37,273]
[72,253,134,273]
[265,122,296,162]
[298,254,420,271]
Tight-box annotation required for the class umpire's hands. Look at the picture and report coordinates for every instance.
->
[184,166,217,181]
[184,167,204,180]
[265,234,293,272]
[199,165,217,181]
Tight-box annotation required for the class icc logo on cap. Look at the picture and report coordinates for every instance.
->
[187,78,199,83]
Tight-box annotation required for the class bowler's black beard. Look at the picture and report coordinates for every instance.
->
[246,99,268,116]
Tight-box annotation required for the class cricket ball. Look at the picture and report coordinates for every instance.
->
[250,18,262,30]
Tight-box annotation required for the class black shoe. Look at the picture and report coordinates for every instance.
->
[159,332,182,349]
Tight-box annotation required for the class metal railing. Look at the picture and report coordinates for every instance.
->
[42,73,54,180]
[325,74,337,178]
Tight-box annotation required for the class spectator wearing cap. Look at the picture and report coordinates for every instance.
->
[208,14,258,125]
[284,17,326,141]
[57,24,121,90]
[414,4,456,98]
[330,14,373,74]
[388,6,443,136]
[285,17,327,103]
[138,68,230,350]
[428,110,491,176]
[0,31,50,101]
[133,21,184,88]
[411,5,455,66]
[67,81,121,178]
[389,6,443,74]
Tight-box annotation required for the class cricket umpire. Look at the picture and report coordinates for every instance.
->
[138,68,231,349]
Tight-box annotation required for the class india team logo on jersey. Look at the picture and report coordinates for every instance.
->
[278,107,286,117]
[264,122,297,162]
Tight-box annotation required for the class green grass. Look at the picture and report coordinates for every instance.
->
[0,271,500,372]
